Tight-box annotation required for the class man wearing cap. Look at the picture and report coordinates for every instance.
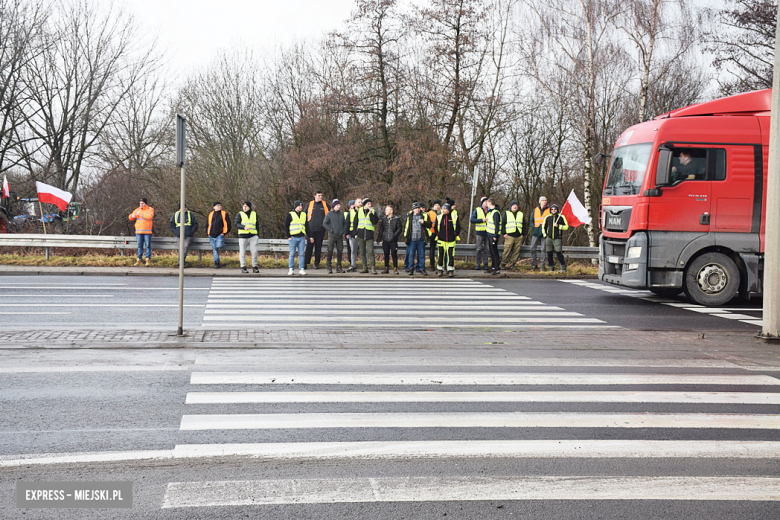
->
[168,203,198,267]
[235,201,259,273]
[470,196,490,270]
[129,198,155,266]
[286,200,310,275]
[356,198,379,274]
[346,198,362,272]
[485,198,502,275]
[542,203,569,273]
[501,200,524,270]
[427,200,440,270]
[530,196,550,270]
[304,190,330,270]
[434,202,460,277]
[403,202,428,276]
[207,202,231,268]
[323,199,348,273]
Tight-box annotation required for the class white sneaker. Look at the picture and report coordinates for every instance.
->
[299,268,307,275]
[287,268,294,276]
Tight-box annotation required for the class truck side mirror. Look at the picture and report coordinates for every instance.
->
[655,149,672,187]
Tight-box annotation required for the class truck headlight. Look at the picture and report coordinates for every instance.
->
[626,246,642,259]
[627,263,639,271]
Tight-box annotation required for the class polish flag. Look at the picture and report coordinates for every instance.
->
[1,175,8,199]
[36,181,72,212]
[561,189,592,227]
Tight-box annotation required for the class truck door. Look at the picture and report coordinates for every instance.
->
[647,146,711,233]
[710,145,755,234]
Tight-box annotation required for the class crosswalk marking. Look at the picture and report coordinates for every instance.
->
[185,390,780,405]
[189,372,779,386]
[161,476,780,507]
[202,278,610,328]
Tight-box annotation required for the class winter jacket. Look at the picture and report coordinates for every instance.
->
[306,200,329,232]
[376,215,402,244]
[168,210,199,238]
[434,212,461,243]
[207,210,231,238]
[323,209,349,237]
[542,213,569,240]
[285,210,311,238]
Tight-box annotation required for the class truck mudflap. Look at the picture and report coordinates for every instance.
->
[599,232,648,289]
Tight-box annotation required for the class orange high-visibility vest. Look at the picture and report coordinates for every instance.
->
[307,200,329,221]
[207,210,228,235]
[533,206,550,229]
[129,207,154,234]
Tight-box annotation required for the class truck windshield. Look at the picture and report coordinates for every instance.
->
[603,143,652,196]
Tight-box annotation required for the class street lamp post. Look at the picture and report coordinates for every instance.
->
[176,115,186,336]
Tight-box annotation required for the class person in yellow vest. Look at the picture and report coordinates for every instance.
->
[286,200,310,275]
[542,203,569,273]
[501,200,524,270]
[168,203,198,267]
[530,196,550,270]
[235,201,259,274]
[356,198,379,274]
[434,202,460,277]
[304,190,330,270]
[470,196,489,271]
[207,202,231,268]
[427,199,440,271]
[485,198,502,275]
[346,197,362,272]
[129,198,154,266]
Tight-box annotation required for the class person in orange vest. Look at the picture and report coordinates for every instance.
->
[530,196,550,270]
[304,190,330,270]
[207,202,231,268]
[129,198,154,266]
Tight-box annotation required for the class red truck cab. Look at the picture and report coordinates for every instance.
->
[599,89,771,306]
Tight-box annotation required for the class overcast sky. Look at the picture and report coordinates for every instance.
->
[121,0,359,72]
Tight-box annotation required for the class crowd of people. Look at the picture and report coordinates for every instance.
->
[129,191,571,275]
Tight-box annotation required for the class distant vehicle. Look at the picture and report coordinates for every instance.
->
[599,89,771,306]
[0,194,83,234]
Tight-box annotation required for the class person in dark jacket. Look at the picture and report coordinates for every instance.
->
[355,198,379,274]
[470,196,489,270]
[403,202,429,276]
[323,199,348,273]
[168,204,199,267]
[304,190,330,269]
[485,198,502,275]
[286,200,311,275]
[501,200,524,270]
[434,202,461,277]
[530,196,550,270]
[376,204,402,274]
[542,203,569,273]
[346,198,362,272]
[207,202,231,268]
[427,199,440,270]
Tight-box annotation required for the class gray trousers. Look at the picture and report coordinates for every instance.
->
[530,234,547,268]
[327,235,344,267]
[239,235,258,267]
[475,234,489,267]
[357,237,375,270]
[349,236,358,267]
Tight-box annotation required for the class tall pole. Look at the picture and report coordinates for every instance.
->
[761,16,780,339]
[176,115,186,336]
[466,165,478,245]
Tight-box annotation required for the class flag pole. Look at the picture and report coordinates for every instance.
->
[38,200,47,234]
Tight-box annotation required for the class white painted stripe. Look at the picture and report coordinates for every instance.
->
[161,476,780,506]
[199,324,625,330]
[5,440,779,468]
[663,302,704,308]
[205,303,552,309]
[202,316,603,323]
[206,291,514,296]
[190,372,780,386]
[179,412,780,430]
[1,366,189,373]
[171,440,780,460]
[10,304,205,307]
[206,296,532,301]
[0,287,210,290]
[7,294,115,298]
[711,313,763,320]
[685,308,763,314]
[203,310,579,317]
[0,312,70,315]
[185,390,780,405]
[0,283,127,286]
[742,320,763,326]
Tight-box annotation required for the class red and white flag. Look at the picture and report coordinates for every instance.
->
[1,175,8,199]
[561,189,592,227]
[36,181,72,212]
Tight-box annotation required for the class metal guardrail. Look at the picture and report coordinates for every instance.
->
[0,233,599,261]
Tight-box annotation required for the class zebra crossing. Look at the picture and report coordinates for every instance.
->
[202,278,615,328]
[164,355,780,509]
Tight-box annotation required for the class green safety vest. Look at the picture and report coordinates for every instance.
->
[238,211,258,235]
[289,211,306,236]
[357,208,375,231]
[349,208,357,232]
[436,212,459,244]
[505,210,523,234]
[475,207,487,232]
[174,211,192,227]
[486,209,499,235]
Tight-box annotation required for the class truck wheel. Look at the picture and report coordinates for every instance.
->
[683,252,739,306]
[649,287,682,298]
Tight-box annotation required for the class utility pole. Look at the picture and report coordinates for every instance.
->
[466,166,478,245]
[761,15,780,339]
[176,115,186,336]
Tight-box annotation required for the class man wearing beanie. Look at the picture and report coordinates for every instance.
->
[470,196,490,270]
[427,199,441,270]
[501,200,524,270]
[530,196,550,270]
[207,201,231,268]
[485,198,502,275]
[434,202,460,277]
[403,202,428,276]
[346,198,362,272]
[285,200,310,275]
[323,199,348,273]
[345,199,355,267]
[235,201,259,273]
[356,198,379,274]
[304,190,330,270]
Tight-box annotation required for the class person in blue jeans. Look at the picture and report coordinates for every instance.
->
[206,202,231,268]
[402,202,429,276]
[285,200,310,275]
